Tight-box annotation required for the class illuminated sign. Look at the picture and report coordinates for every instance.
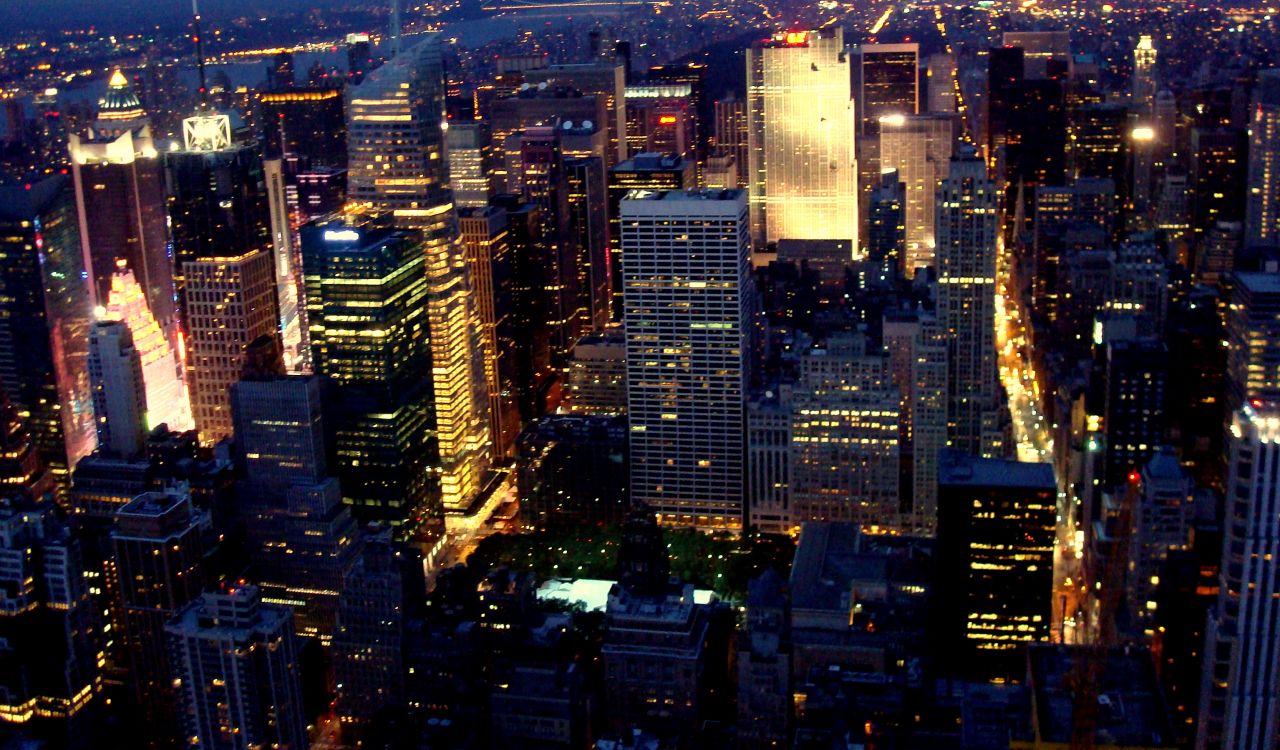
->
[784,31,809,45]
[658,115,678,125]
[1131,126,1156,142]
[323,229,361,243]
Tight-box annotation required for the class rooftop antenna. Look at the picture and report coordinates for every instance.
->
[389,0,402,59]
[192,0,209,111]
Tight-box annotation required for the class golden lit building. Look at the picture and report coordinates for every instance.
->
[103,264,192,432]
[746,28,858,249]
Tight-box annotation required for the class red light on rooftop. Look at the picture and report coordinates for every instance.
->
[1128,471,1141,485]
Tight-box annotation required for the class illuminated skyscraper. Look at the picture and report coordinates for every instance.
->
[69,70,177,350]
[607,153,694,319]
[102,265,192,432]
[258,86,346,167]
[1226,272,1280,419]
[883,309,947,533]
[346,38,492,521]
[0,176,97,489]
[110,489,205,746]
[937,148,1003,457]
[879,113,955,273]
[935,451,1056,681]
[714,96,749,186]
[163,113,273,329]
[446,121,497,209]
[166,585,307,750]
[183,250,280,445]
[302,216,435,528]
[1132,35,1158,114]
[1197,405,1280,750]
[87,321,148,460]
[0,496,102,747]
[1246,68,1280,249]
[622,189,751,531]
[746,28,858,248]
[522,63,628,166]
[789,334,901,529]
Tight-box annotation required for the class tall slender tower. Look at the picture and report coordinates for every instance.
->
[879,113,955,274]
[623,189,751,532]
[1246,68,1280,249]
[746,28,858,248]
[936,147,1002,457]
[346,36,491,523]
[1197,405,1280,750]
[1132,35,1158,114]
[87,320,148,459]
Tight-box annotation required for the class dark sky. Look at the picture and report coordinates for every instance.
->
[0,0,348,32]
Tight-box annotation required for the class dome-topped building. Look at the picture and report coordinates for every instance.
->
[96,69,147,127]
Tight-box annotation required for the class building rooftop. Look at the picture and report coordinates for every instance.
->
[621,187,744,204]
[1027,644,1176,748]
[1234,271,1280,295]
[937,450,1055,490]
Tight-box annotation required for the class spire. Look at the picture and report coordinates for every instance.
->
[390,0,401,58]
[192,0,209,111]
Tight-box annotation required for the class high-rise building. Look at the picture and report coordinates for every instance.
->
[1001,31,1072,79]
[789,335,901,529]
[102,265,192,433]
[624,83,696,159]
[517,414,629,530]
[166,584,308,750]
[866,171,906,285]
[879,113,955,273]
[623,189,751,531]
[935,451,1056,681]
[1226,272,1280,420]
[565,155,611,334]
[183,250,280,445]
[446,121,497,209]
[882,309,948,532]
[607,153,694,319]
[231,349,360,643]
[926,53,958,114]
[1189,127,1247,253]
[1246,69,1280,249]
[258,86,346,167]
[69,71,177,350]
[522,63,628,166]
[0,176,97,488]
[746,393,792,534]
[163,113,273,328]
[936,148,1003,457]
[87,321,149,459]
[1132,35,1158,114]
[854,43,920,137]
[458,206,519,459]
[110,489,205,745]
[346,38,493,522]
[565,328,627,416]
[1102,337,1168,488]
[333,530,421,740]
[1129,448,1192,635]
[0,496,102,747]
[302,216,435,528]
[746,28,858,248]
[1197,405,1280,750]
[736,569,791,750]
[713,96,749,186]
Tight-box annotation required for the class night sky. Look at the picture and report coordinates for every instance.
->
[0,0,353,32]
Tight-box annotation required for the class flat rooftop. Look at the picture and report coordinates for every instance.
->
[938,450,1055,490]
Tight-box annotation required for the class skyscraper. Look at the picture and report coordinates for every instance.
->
[935,451,1056,681]
[1246,68,1280,249]
[166,584,308,750]
[623,189,751,531]
[87,321,148,459]
[1197,405,1280,750]
[258,86,347,167]
[101,265,192,433]
[936,148,1003,457]
[69,70,177,349]
[0,176,97,488]
[790,335,901,528]
[1226,272,1280,419]
[183,250,280,445]
[0,496,102,747]
[855,43,920,137]
[163,113,273,328]
[746,28,858,248]
[1132,35,1158,114]
[346,37,492,522]
[446,121,497,209]
[302,216,435,528]
[879,113,955,273]
[110,489,205,746]
[607,153,694,319]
